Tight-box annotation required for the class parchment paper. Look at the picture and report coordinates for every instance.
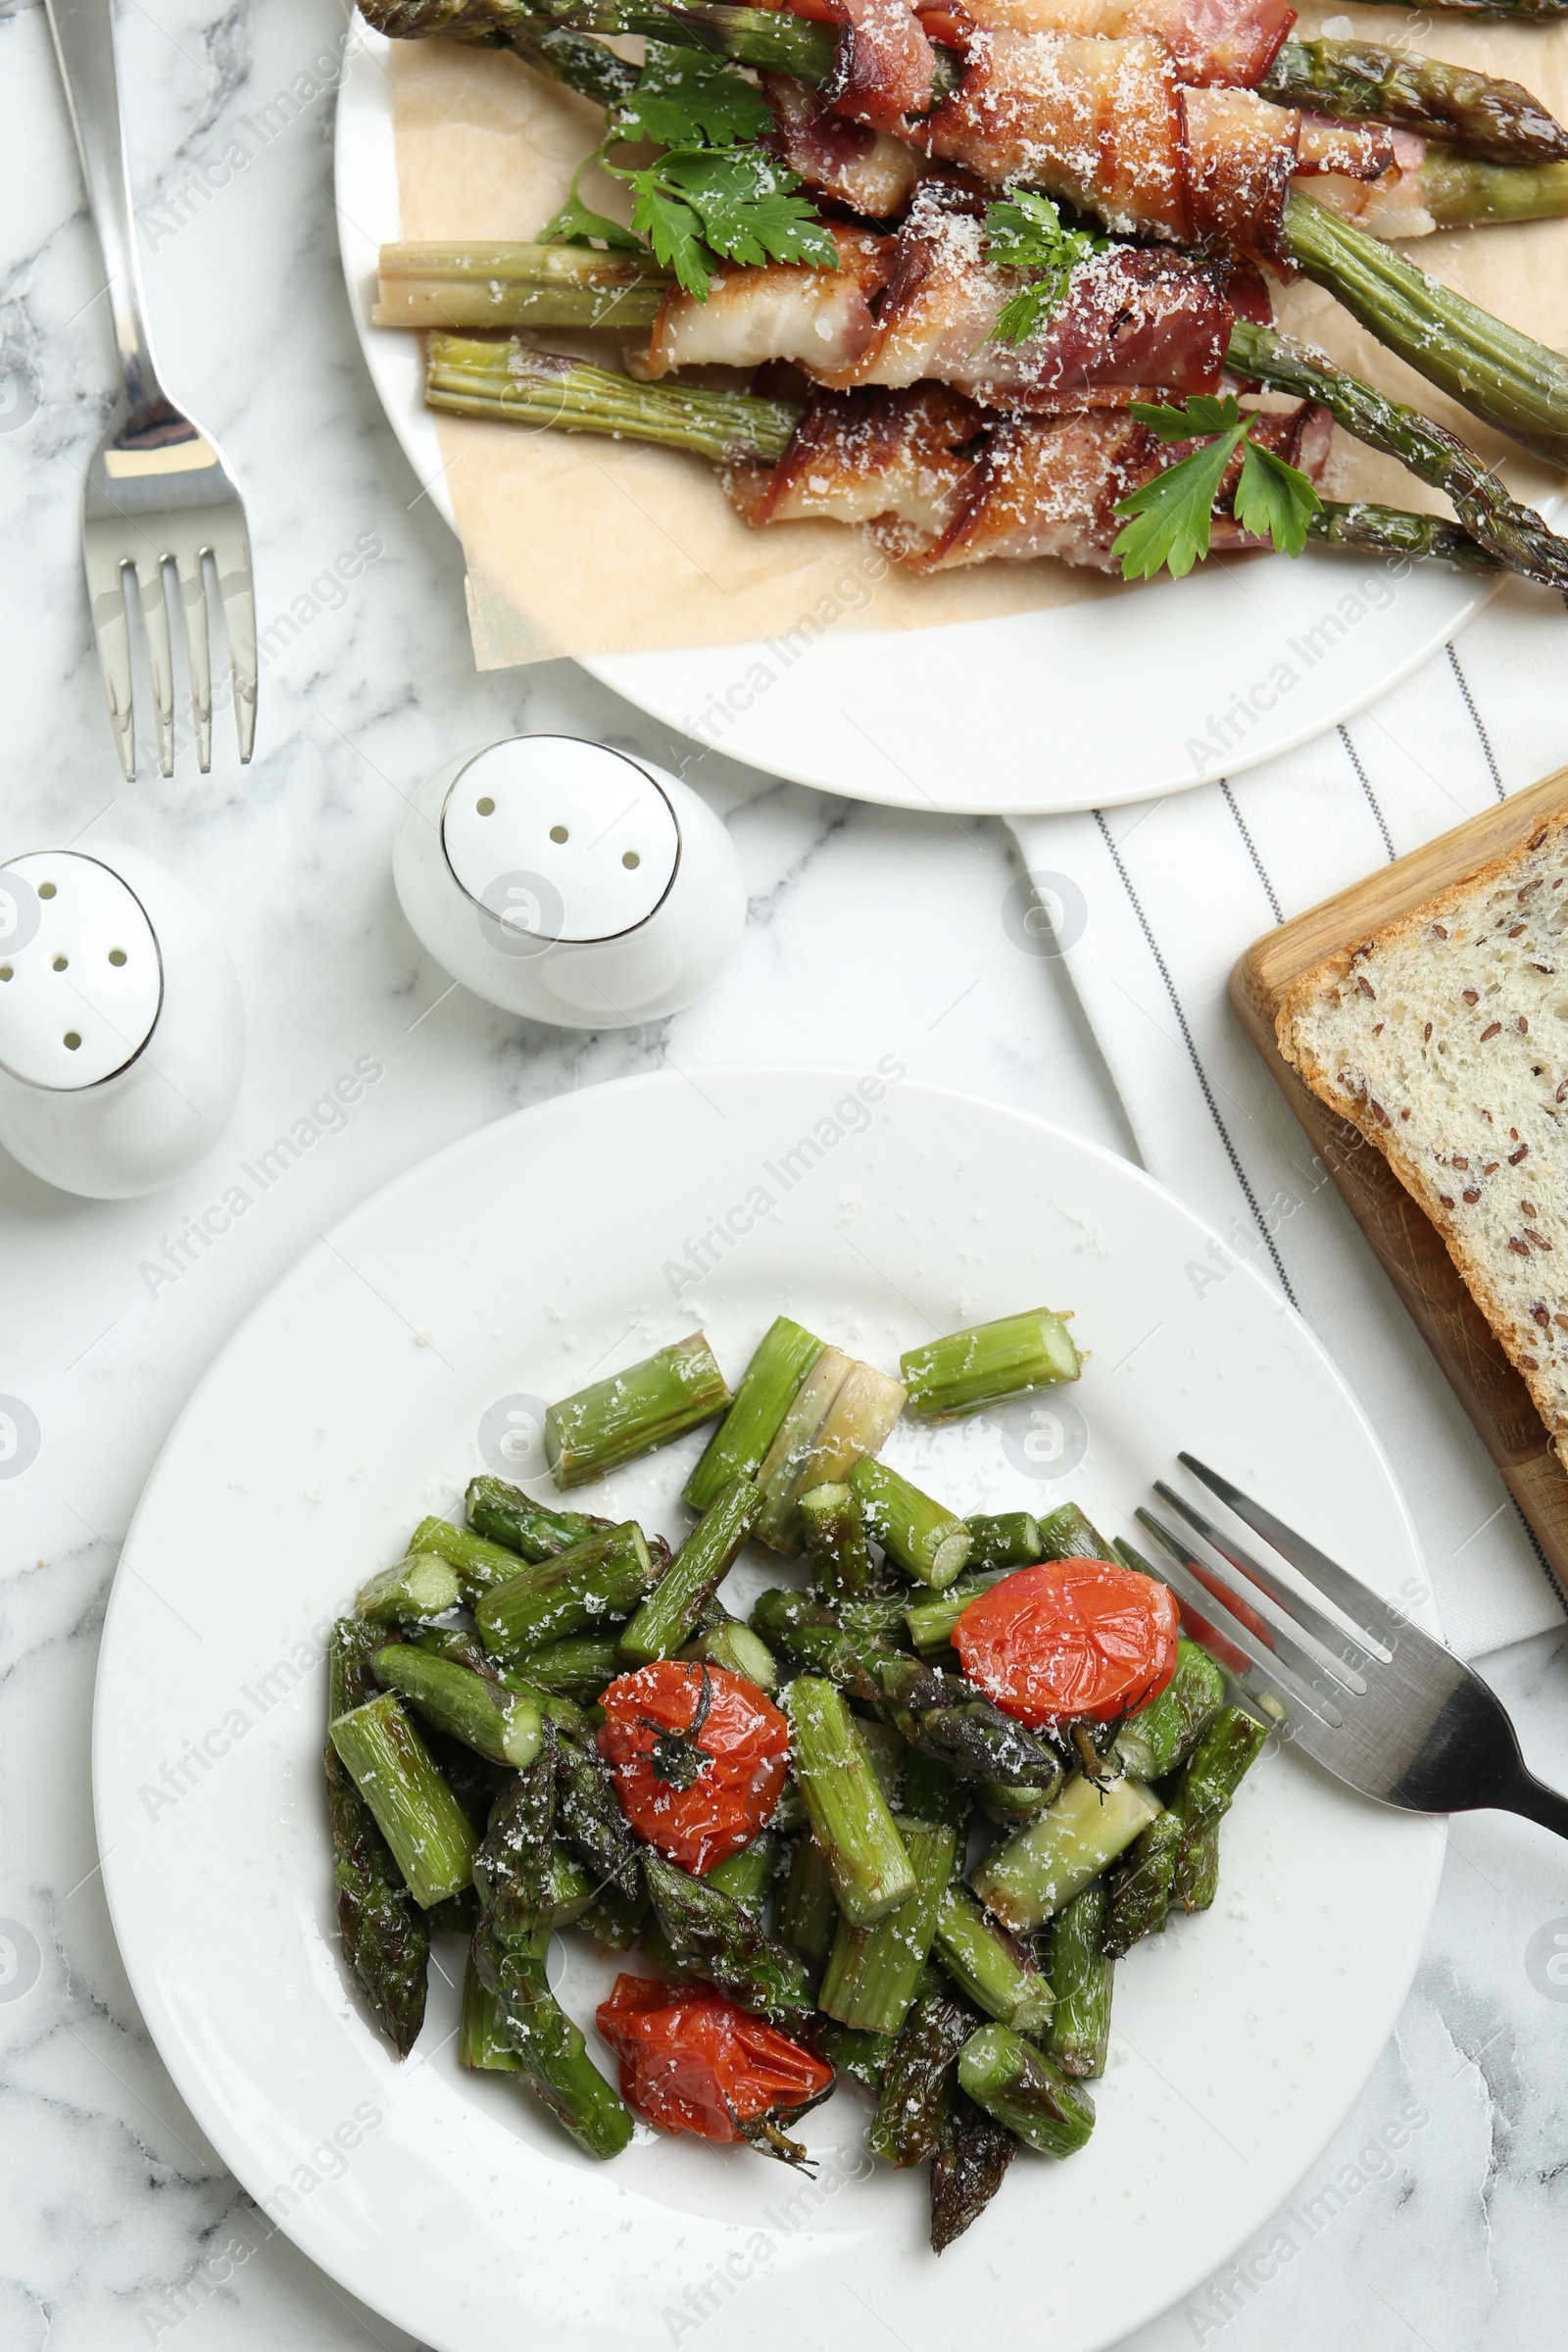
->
[386,7,1568,663]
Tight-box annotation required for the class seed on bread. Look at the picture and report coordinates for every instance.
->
[1277,809,1568,1453]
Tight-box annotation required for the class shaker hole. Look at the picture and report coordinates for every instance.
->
[549,824,569,844]
[52,955,69,971]
[64,1032,81,1051]
[109,949,127,966]
[37,882,56,900]
[476,797,495,815]
[622,851,641,869]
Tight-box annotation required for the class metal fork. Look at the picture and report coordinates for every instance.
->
[45,0,256,780]
[1134,1453,1568,1841]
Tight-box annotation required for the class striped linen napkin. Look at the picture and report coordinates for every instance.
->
[1010,581,1568,1660]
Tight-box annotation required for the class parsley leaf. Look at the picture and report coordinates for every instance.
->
[984,189,1108,347]
[538,183,645,255]
[629,177,714,297]
[1129,393,1242,442]
[570,43,838,303]
[1234,435,1321,558]
[1112,434,1239,581]
[612,42,773,150]
[1111,397,1322,580]
[657,148,840,271]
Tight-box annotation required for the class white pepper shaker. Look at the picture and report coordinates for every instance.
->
[0,843,244,1199]
[392,734,746,1029]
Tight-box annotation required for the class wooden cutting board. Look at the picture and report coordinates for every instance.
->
[1231,764,1568,1592]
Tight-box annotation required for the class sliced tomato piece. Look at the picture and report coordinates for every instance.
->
[597,1660,789,1873]
[595,1973,833,2142]
[954,1556,1180,1729]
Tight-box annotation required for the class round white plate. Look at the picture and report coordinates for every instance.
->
[335,23,1497,813]
[94,1067,1444,2352]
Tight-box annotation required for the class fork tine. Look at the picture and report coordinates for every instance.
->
[1178,1454,1415,1648]
[136,557,175,778]
[176,556,213,774]
[1135,1509,1344,1729]
[213,514,257,763]
[1152,1482,1376,1683]
[85,546,136,782]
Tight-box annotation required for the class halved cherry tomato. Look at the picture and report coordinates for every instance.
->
[597,1660,789,1872]
[954,1557,1180,1728]
[596,1974,832,2142]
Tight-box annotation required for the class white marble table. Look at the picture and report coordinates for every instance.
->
[2,1,1567,2344]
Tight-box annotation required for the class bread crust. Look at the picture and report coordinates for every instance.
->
[1276,808,1568,1456]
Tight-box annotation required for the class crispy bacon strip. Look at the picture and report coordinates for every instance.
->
[957,0,1295,91]
[1295,112,1396,179]
[906,30,1388,268]
[643,193,1266,410]
[818,0,942,135]
[820,190,1244,407]
[1181,84,1299,265]
[917,393,1331,565]
[924,32,1196,240]
[723,384,984,546]
[722,382,1332,571]
[762,73,924,216]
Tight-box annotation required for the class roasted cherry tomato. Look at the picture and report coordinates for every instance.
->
[597,1661,789,1872]
[954,1557,1180,1728]
[596,1973,832,2143]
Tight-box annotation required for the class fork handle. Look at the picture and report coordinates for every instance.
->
[1506,1769,1568,1843]
[45,0,165,417]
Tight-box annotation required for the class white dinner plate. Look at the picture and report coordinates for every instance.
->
[334,21,1497,814]
[94,1067,1444,2352]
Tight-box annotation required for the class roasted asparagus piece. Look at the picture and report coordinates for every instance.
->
[957,2024,1096,2158]
[641,1847,816,2024]
[328,1692,478,1909]
[1045,1881,1113,2078]
[901,1308,1081,1419]
[868,1990,975,2165]
[850,1457,973,1590]
[545,1332,732,1488]
[618,1477,760,1665]
[785,1677,916,1925]
[817,1819,956,2034]
[685,1315,825,1510]
[475,1522,659,1655]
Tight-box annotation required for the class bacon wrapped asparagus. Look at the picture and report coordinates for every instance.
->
[423,334,1536,580]
[385,227,1568,585]
[361,0,1568,467]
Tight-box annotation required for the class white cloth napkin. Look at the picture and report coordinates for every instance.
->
[1011,578,1568,1660]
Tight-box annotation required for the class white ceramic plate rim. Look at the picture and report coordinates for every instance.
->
[93,1066,1445,2352]
[332,23,1520,814]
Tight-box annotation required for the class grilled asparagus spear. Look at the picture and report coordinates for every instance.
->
[641,1847,816,2024]
[1261,38,1568,165]
[324,1741,430,2056]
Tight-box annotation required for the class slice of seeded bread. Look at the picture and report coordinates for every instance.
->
[1276,808,1568,1456]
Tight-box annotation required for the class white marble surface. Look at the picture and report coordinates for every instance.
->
[2,1,1567,2344]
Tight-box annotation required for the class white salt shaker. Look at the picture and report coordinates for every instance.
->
[0,843,244,1199]
[392,734,746,1029]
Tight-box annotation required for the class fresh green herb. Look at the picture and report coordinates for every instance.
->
[624,147,838,296]
[610,42,774,150]
[1111,394,1322,581]
[537,182,645,254]
[545,41,838,299]
[983,189,1108,347]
